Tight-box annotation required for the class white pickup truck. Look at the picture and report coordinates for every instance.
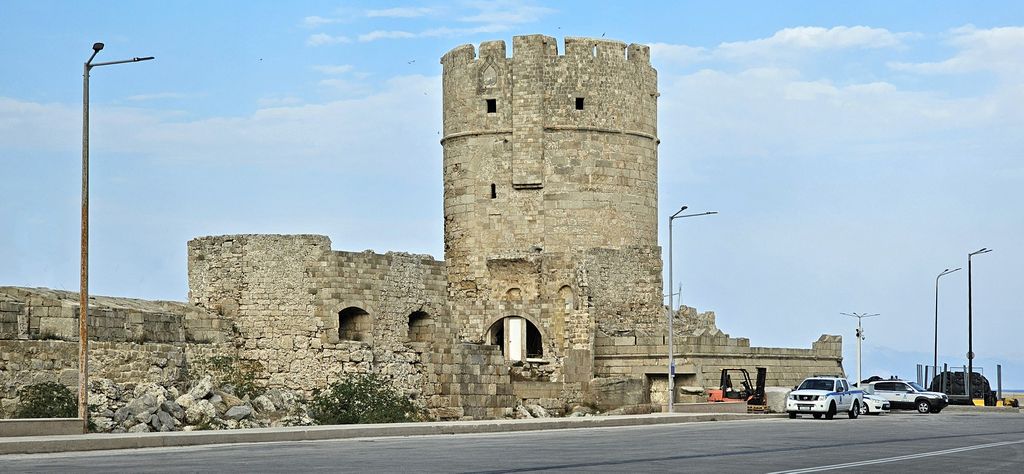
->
[786,376,863,419]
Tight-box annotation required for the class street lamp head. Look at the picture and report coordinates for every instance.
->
[969,248,993,257]
[670,205,689,219]
[92,42,104,52]
[133,56,155,62]
[938,267,962,278]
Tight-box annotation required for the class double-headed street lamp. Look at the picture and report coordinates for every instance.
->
[966,247,991,401]
[666,205,717,413]
[841,312,879,387]
[80,43,154,432]
[933,267,960,387]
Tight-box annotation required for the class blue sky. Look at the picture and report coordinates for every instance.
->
[2,1,1022,388]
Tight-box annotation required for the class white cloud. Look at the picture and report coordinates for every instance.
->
[649,43,708,66]
[0,76,442,169]
[652,26,908,69]
[420,24,509,37]
[358,30,417,42]
[0,97,78,152]
[306,33,352,46]
[312,64,355,75]
[302,16,340,28]
[357,24,509,43]
[888,25,1024,77]
[366,7,434,18]
[457,0,554,24]
[718,26,906,59]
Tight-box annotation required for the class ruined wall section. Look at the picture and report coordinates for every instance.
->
[0,340,226,417]
[578,247,664,337]
[187,235,454,405]
[440,36,662,377]
[308,248,449,398]
[593,333,844,399]
[0,287,224,344]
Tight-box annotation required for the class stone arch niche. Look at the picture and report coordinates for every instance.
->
[486,316,543,362]
[407,310,433,343]
[338,306,372,342]
[504,287,523,302]
[558,285,574,311]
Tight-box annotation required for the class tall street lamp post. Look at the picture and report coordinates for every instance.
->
[666,206,717,413]
[80,43,153,433]
[966,248,991,401]
[841,312,879,387]
[933,267,960,387]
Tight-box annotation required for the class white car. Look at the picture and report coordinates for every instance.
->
[859,393,890,415]
[787,376,863,419]
[866,380,948,413]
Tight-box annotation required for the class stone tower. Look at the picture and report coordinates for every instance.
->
[440,35,663,379]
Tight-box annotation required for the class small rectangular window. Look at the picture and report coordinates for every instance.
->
[490,183,497,199]
[575,97,585,110]
[486,99,497,113]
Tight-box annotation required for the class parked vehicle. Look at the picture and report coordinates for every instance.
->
[786,376,863,420]
[867,380,948,413]
[707,367,767,408]
[859,393,890,415]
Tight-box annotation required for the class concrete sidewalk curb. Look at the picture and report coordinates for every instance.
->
[0,413,783,455]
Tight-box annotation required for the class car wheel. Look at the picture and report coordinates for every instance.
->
[859,402,869,416]
[825,402,836,420]
[916,399,931,414]
[789,412,797,419]
[849,401,859,419]
[812,413,822,419]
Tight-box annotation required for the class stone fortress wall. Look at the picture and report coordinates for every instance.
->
[1,35,843,420]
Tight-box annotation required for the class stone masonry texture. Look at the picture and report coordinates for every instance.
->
[1,35,842,421]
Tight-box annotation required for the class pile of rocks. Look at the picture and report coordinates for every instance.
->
[511,402,606,419]
[88,376,314,433]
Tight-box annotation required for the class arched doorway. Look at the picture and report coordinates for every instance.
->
[486,316,543,361]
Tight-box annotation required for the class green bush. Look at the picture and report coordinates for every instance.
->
[309,373,421,425]
[15,382,77,418]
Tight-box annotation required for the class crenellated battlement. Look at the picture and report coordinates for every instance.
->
[440,35,652,66]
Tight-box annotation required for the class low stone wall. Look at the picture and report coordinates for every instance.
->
[424,344,515,420]
[0,340,223,417]
[0,418,81,437]
[0,287,226,344]
[592,333,843,403]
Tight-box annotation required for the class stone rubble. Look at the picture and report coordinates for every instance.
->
[87,376,314,433]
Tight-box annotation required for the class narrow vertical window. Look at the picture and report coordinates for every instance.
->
[575,97,585,110]
[486,99,497,113]
[490,183,497,199]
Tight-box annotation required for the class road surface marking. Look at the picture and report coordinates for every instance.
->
[769,439,1024,473]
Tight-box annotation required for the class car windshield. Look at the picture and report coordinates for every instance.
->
[908,382,927,391]
[799,379,836,391]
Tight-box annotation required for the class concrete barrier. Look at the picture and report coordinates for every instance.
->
[0,418,82,437]
[664,403,747,414]
[0,413,784,455]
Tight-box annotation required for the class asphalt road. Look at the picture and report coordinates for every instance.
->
[2,412,1022,473]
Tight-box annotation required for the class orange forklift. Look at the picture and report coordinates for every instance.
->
[707,367,768,412]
